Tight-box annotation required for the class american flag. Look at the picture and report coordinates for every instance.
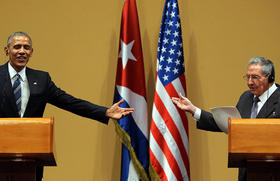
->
[149,0,190,180]
[114,0,149,180]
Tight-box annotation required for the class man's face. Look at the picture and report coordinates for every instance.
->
[4,35,33,72]
[246,64,270,97]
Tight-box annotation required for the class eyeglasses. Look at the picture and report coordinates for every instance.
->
[243,74,265,81]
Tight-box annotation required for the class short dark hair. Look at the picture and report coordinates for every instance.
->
[7,32,32,47]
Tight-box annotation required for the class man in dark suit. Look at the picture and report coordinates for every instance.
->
[172,56,280,181]
[1,31,134,181]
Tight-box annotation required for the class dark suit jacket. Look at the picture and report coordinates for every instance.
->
[0,62,109,180]
[196,85,280,181]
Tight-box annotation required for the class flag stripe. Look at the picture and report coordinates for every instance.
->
[178,74,186,94]
[151,119,183,180]
[150,132,178,181]
[171,76,190,142]
[149,149,168,181]
[155,78,189,153]
[121,145,131,181]
[166,82,188,135]
[153,92,189,177]
[166,79,191,178]
[117,85,148,138]
[114,91,149,169]
[152,103,188,179]
[168,79,190,140]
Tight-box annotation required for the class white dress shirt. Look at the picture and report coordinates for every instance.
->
[256,83,277,113]
[8,63,30,117]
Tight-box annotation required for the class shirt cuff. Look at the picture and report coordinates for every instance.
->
[193,107,201,121]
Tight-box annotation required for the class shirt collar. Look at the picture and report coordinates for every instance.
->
[258,83,277,103]
[8,62,27,81]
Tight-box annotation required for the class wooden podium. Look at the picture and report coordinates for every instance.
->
[228,118,280,181]
[0,118,56,181]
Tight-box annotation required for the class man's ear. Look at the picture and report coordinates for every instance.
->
[4,47,8,56]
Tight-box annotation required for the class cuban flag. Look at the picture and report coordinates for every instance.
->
[113,0,149,180]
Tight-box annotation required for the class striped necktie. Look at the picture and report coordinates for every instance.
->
[250,96,260,118]
[13,74,21,116]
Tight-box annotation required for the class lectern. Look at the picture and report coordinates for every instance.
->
[0,118,56,181]
[228,118,280,181]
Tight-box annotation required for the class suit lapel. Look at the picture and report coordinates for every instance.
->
[24,67,40,117]
[239,92,254,118]
[0,63,19,116]
[243,102,253,118]
[257,87,280,118]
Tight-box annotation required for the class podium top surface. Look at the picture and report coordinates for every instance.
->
[228,118,280,167]
[0,117,56,166]
[229,118,280,154]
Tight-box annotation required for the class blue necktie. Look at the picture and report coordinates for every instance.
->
[250,97,260,118]
[13,74,21,116]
